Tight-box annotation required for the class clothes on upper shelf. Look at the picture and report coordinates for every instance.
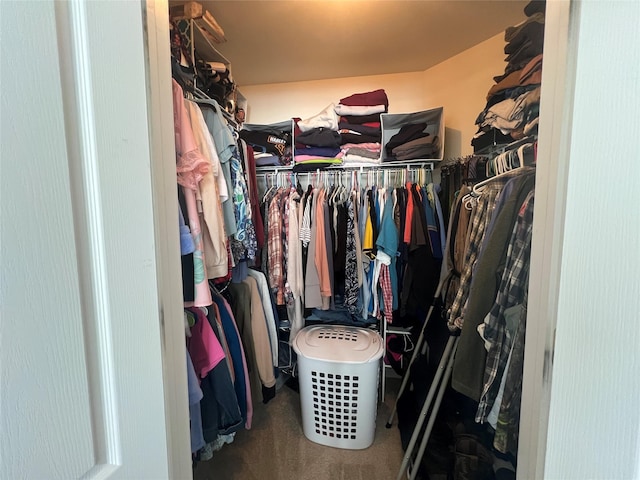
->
[239,127,292,167]
[297,103,339,132]
[296,128,342,148]
[473,2,545,154]
[333,89,388,148]
[338,142,382,166]
[339,88,389,110]
[382,122,441,161]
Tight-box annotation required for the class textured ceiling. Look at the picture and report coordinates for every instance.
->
[195,1,529,86]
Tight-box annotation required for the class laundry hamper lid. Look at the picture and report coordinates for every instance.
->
[292,326,384,364]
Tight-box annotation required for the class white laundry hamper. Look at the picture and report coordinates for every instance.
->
[292,325,384,450]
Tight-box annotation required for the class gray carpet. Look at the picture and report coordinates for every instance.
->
[195,377,405,480]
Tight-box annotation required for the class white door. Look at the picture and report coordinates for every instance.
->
[1,1,189,478]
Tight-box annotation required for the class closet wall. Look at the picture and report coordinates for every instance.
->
[241,33,505,158]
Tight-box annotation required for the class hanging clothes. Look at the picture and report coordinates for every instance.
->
[452,170,535,401]
[476,190,535,422]
[448,174,517,331]
[184,100,229,279]
[258,171,442,332]
[172,80,213,307]
[199,103,238,238]
[211,291,253,429]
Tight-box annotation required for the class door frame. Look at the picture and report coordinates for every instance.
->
[142,1,193,478]
[517,0,578,477]
[140,1,577,478]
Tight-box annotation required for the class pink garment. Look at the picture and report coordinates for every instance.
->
[187,307,225,379]
[211,302,234,380]
[340,142,382,151]
[172,80,210,190]
[220,296,253,430]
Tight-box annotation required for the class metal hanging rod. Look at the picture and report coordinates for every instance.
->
[256,165,434,190]
[255,161,435,173]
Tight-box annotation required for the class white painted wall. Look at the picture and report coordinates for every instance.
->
[241,71,426,123]
[239,33,506,159]
[421,33,506,158]
[543,1,640,479]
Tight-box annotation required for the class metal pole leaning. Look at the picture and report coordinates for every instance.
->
[408,337,459,480]
[386,280,444,428]
[395,334,456,480]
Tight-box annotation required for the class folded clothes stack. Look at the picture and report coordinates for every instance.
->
[472,0,545,153]
[335,89,387,146]
[239,128,292,167]
[293,104,343,172]
[338,142,382,166]
[291,89,389,170]
[383,122,440,161]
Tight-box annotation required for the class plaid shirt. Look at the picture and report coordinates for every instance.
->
[448,177,512,330]
[267,190,283,302]
[476,191,534,422]
[379,263,393,323]
[281,189,293,305]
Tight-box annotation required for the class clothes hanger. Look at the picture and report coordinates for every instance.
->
[339,174,350,204]
[467,143,530,200]
[262,172,276,203]
[331,172,344,205]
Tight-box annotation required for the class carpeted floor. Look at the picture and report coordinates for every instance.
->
[194,376,405,480]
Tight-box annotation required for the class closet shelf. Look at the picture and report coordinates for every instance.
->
[255,161,435,174]
[192,19,230,66]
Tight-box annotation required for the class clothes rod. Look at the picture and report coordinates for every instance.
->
[254,165,435,178]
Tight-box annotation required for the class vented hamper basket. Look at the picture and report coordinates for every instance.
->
[292,325,384,450]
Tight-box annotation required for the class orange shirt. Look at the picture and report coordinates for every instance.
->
[403,182,414,244]
[314,189,332,297]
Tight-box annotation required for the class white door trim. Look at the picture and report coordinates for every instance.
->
[518,1,578,478]
[142,1,193,478]
[55,0,123,475]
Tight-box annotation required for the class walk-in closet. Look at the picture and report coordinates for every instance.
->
[168,1,545,479]
[5,1,640,480]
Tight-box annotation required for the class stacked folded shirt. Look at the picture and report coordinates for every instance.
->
[239,127,292,166]
[383,122,440,161]
[293,104,343,172]
[335,89,387,146]
[291,90,389,169]
[472,0,545,153]
[338,142,382,166]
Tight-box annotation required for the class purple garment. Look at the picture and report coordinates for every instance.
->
[255,154,281,167]
[179,202,195,255]
[186,351,205,454]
